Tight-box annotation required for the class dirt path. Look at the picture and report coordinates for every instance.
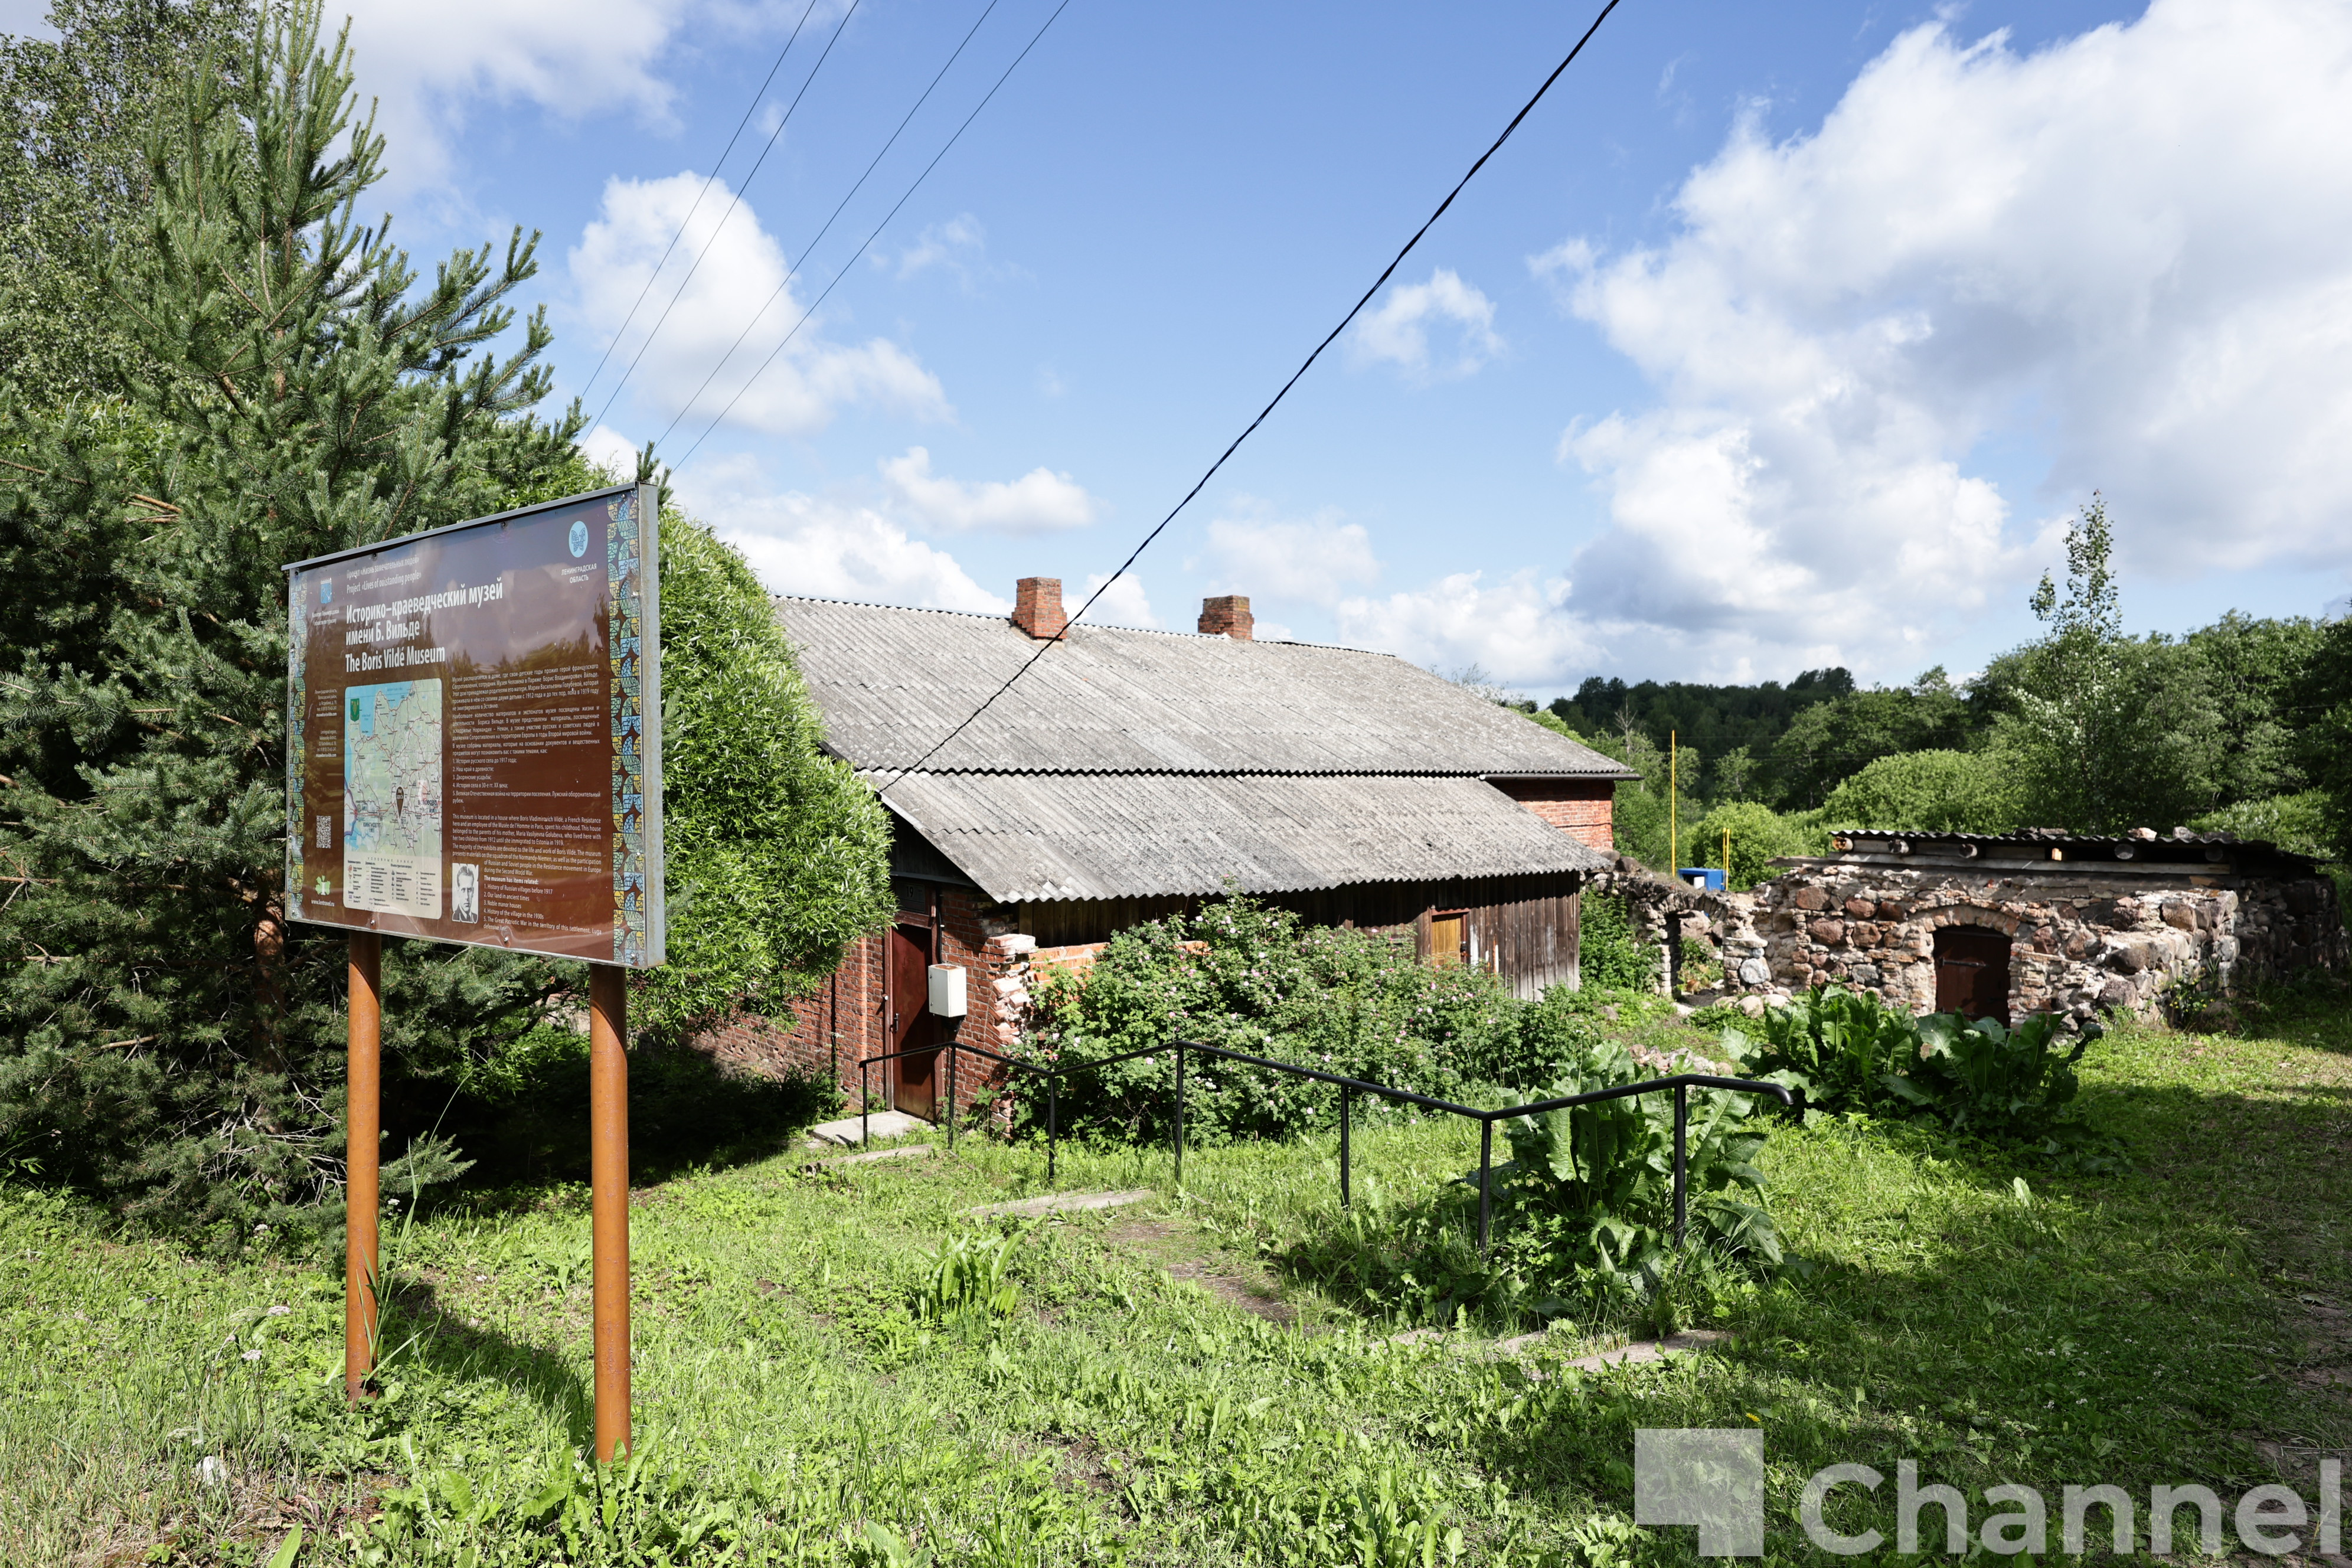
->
[1101,1217,1302,1327]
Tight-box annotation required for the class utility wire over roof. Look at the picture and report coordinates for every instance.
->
[779,597,1638,779]
[776,596,1626,902]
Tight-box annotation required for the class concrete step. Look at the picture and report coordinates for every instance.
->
[803,1110,927,1149]
[1386,1327,1734,1371]
[802,1144,935,1172]
[966,1188,1154,1220]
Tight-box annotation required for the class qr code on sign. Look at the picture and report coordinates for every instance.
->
[316,815,332,849]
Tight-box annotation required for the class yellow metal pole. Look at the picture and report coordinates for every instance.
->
[590,965,632,1462]
[1724,827,1732,886]
[1669,730,1678,873]
[345,932,381,1403]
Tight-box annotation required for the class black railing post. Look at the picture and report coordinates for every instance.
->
[1339,1083,1353,1211]
[1047,1069,1059,1187]
[948,1042,958,1152]
[1173,1042,1185,1191]
[1477,1119,1493,1256]
[861,1057,870,1150]
[1673,1082,1688,1249]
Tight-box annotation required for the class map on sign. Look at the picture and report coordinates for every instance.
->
[343,680,443,918]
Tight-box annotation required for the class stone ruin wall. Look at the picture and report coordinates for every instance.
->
[1675,863,2347,1021]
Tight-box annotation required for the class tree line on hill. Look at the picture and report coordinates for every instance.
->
[1514,498,2352,887]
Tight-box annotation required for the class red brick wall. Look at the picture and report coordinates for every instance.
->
[1494,778,1616,852]
[685,886,1017,1124]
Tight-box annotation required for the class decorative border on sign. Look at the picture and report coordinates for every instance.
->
[608,492,649,966]
[286,591,308,925]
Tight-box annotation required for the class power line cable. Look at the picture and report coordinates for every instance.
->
[669,0,1073,466]
[866,0,1626,796]
[574,0,824,402]
[590,0,865,433]
[654,0,1008,449]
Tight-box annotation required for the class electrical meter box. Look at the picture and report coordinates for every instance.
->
[927,964,967,1018]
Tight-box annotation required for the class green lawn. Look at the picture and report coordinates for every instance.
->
[4,995,2348,1565]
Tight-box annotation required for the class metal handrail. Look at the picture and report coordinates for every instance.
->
[854,1034,1789,1254]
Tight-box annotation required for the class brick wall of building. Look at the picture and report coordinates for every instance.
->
[1493,778,1616,852]
[684,885,1021,1126]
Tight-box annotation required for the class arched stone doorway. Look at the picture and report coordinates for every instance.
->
[1933,925,2011,1024]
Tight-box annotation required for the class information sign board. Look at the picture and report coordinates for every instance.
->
[283,484,664,966]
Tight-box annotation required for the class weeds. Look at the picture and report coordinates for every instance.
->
[2,1008,2347,1564]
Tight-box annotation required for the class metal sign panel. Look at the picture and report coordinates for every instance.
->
[282,484,664,966]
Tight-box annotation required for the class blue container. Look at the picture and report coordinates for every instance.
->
[1677,867,1726,893]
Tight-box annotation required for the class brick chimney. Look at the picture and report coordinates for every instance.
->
[1198,594,1253,640]
[1011,577,1067,639]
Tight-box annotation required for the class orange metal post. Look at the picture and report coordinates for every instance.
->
[589,964,632,1461]
[345,931,381,1403]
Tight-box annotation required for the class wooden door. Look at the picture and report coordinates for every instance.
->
[1429,911,1467,968]
[887,922,937,1120]
[1933,926,2011,1024]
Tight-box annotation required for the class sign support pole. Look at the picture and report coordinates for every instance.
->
[589,963,632,1461]
[345,930,381,1403]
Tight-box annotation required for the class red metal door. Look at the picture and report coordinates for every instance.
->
[1933,926,2011,1024]
[887,922,937,1121]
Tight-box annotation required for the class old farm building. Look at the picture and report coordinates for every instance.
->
[698,579,1635,1121]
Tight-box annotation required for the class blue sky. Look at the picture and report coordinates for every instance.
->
[14,0,2352,697]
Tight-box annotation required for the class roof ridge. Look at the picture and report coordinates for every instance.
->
[772,591,1399,656]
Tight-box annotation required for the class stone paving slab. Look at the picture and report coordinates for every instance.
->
[1383,1327,1734,1371]
[804,1110,927,1149]
[802,1144,935,1171]
[966,1188,1154,1220]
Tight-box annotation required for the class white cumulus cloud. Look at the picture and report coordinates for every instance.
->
[571,172,948,438]
[648,443,1007,613]
[878,447,1100,534]
[1334,571,1600,689]
[1534,0,2352,674]
[1350,268,1503,379]
[1076,571,1159,631]
[1200,505,1380,606]
[339,0,698,191]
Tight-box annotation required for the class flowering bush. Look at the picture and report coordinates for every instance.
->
[1014,897,1623,1144]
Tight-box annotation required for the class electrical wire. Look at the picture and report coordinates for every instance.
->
[589,0,865,433]
[865,0,1626,797]
[574,0,824,402]
[654,0,1008,449]
[669,0,1074,466]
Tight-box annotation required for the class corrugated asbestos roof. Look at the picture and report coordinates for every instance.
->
[776,596,1636,778]
[881,772,1615,901]
[773,594,1628,903]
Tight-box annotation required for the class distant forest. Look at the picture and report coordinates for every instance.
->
[1501,500,2352,887]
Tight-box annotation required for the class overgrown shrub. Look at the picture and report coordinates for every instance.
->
[1577,890,1657,990]
[2189,789,2330,860]
[1278,1028,1788,1332]
[1680,800,1819,890]
[1726,985,2099,1151]
[1495,1037,1781,1296]
[1819,749,2023,835]
[1018,897,1623,1144]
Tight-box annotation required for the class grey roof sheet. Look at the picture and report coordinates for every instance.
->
[776,596,1636,778]
[1834,828,2315,870]
[882,772,1614,902]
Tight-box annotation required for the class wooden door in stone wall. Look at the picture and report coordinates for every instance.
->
[1933,926,2011,1024]
[888,922,938,1121]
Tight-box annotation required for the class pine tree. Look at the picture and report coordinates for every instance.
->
[0,1,583,1243]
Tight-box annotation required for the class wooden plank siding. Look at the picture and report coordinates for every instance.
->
[1014,871,1584,999]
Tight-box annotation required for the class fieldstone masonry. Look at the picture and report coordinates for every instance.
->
[1678,831,2346,1021]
